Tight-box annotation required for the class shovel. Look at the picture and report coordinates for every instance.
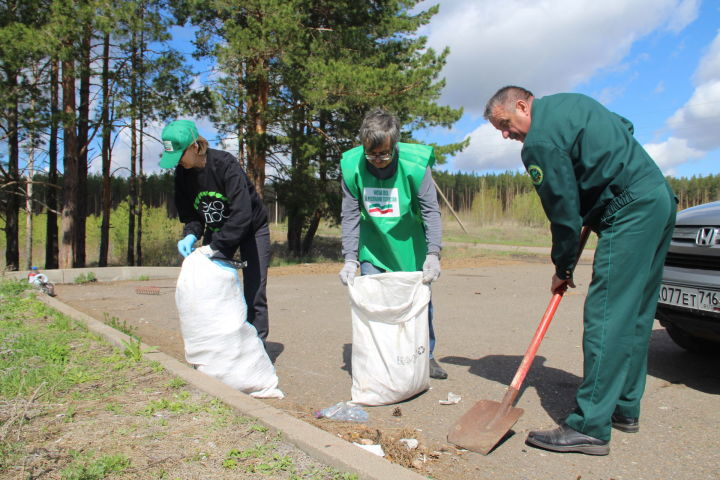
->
[447,226,592,454]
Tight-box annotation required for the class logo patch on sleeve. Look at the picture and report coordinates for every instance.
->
[527,164,544,186]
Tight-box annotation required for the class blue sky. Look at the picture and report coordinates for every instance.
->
[414,0,720,178]
[107,0,718,180]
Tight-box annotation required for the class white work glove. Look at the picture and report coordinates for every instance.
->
[422,253,441,284]
[339,260,360,286]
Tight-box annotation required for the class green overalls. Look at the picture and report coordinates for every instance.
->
[522,93,677,441]
[340,143,435,272]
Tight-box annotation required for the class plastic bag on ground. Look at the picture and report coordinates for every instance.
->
[314,401,368,422]
[176,247,283,398]
[348,271,430,406]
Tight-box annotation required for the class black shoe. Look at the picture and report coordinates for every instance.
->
[526,424,609,456]
[429,358,448,379]
[611,414,639,433]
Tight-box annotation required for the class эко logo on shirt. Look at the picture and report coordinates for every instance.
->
[194,191,230,231]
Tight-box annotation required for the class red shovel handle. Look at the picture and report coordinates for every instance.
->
[509,226,592,391]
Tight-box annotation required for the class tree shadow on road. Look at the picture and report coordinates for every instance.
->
[647,329,720,395]
[440,354,580,422]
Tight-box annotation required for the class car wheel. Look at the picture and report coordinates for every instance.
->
[664,323,719,356]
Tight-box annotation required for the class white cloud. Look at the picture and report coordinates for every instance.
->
[664,0,701,33]
[89,121,167,177]
[449,122,522,172]
[695,29,720,83]
[595,85,627,105]
[660,30,720,162]
[643,137,704,174]
[94,117,224,177]
[418,0,700,114]
[667,79,720,150]
[414,0,715,174]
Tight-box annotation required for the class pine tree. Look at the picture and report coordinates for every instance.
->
[187,0,466,256]
[0,0,53,270]
[276,0,466,255]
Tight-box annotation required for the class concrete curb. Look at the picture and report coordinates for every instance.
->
[5,266,180,284]
[36,292,428,480]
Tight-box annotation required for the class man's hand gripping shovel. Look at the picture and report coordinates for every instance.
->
[447,226,592,455]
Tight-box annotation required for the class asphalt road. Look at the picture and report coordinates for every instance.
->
[55,260,720,480]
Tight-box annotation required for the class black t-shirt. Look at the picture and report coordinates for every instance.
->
[174,149,268,259]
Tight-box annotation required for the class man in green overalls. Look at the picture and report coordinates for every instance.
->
[338,107,448,380]
[484,86,676,455]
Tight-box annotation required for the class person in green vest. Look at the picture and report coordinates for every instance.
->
[484,86,676,455]
[338,107,447,380]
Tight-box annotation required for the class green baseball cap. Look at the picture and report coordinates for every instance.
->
[160,120,199,168]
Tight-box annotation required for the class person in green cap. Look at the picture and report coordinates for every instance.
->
[484,86,676,455]
[339,107,447,380]
[160,119,272,346]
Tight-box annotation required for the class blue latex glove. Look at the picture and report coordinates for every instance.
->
[177,234,197,257]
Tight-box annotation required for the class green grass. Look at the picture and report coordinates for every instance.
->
[60,451,131,480]
[0,203,184,269]
[1,199,586,271]
[442,220,552,246]
[221,444,358,479]
[0,281,98,398]
[0,279,357,478]
[103,313,138,338]
[73,272,97,284]
[269,234,344,266]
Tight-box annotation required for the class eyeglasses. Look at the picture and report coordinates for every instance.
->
[364,152,392,161]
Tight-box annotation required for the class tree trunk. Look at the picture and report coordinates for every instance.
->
[237,72,246,169]
[4,68,20,271]
[287,211,303,256]
[126,33,138,266]
[75,26,92,268]
[25,116,35,270]
[136,20,145,266]
[127,118,136,266]
[285,105,306,257]
[245,56,268,197]
[45,58,59,270]
[99,33,111,267]
[136,114,144,266]
[60,57,78,269]
[301,209,321,256]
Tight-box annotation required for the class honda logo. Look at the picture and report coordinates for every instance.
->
[696,227,717,246]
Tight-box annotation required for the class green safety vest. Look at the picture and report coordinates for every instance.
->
[341,142,435,272]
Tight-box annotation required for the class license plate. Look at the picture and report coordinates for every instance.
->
[658,284,720,313]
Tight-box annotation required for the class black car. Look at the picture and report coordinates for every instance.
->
[655,200,720,354]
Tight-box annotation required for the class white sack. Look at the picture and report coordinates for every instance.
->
[348,271,430,406]
[175,248,283,398]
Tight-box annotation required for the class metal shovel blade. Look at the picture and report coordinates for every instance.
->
[447,399,524,455]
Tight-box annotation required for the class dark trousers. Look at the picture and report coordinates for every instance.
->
[239,223,271,342]
[564,182,676,441]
